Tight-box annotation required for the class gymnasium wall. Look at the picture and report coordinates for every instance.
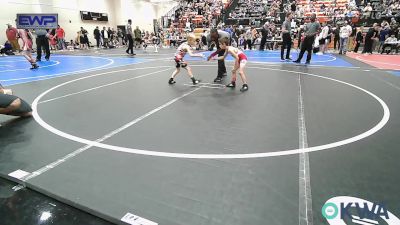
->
[114,0,177,32]
[0,0,177,44]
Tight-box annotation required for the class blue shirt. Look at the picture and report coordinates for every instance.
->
[380,29,388,42]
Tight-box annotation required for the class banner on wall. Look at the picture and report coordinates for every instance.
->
[16,14,58,29]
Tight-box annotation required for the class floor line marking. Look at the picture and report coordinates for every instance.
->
[298,74,313,225]
[369,74,400,91]
[0,60,60,73]
[32,65,390,159]
[3,57,171,86]
[183,84,225,89]
[39,68,171,104]
[355,56,400,67]
[0,57,115,82]
[25,86,202,181]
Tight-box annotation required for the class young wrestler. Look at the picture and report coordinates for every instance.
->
[169,33,204,85]
[208,37,249,92]
[18,29,38,69]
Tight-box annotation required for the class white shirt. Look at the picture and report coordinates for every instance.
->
[340,25,352,38]
[385,37,398,43]
[321,26,329,38]
[126,24,132,35]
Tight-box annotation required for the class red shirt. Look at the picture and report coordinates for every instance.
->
[56,28,65,38]
[6,27,18,40]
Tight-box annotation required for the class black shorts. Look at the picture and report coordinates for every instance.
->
[175,58,187,68]
[0,93,18,108]
[0,94,32,114]
[319,38,326,45]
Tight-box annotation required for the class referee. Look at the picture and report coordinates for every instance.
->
[125,19,135,55]
[206,29,231,83]
[35,28,50,61]
[281,12,293,60]
[293,13,321,64]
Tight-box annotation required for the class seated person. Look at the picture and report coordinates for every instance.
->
[381,35,398,54]
[0,85,32,117]
[0,41,13,56]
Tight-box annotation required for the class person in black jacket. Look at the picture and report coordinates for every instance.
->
[93,26,101,48]
[353,27,363,53]
[333,25,340,51]
[259,22,269,51]
[362,24,379,54]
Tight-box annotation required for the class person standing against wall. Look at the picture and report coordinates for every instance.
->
[35,28,50,61]
[55,25,65,50]
[293,13,321,64]
[101,27,108,48]
[6,24,20,52]
[94,26,101,48]
[134,26,142,48]
[126,19,135,55]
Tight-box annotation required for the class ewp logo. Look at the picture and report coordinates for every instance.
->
[322,196,400,225]
[17,14,58,29]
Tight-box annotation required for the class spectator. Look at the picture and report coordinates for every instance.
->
[333,25,341,51]
[56,25,66,50]
[6,24,20,52]
[339,21,352,54]
[101,27,108,48]
[244,28,253,50]
[353,26,363,53]
[0,41,13,56]
[380,34,398,54]
[79,27,89,49]
[48,29,58,51]
[93,26,101,48]
[117,28,125,45]
[134,26,142,48]
[378,26,390,52]
[363,3,373,18]
[390,18,398,27]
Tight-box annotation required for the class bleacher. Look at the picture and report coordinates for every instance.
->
[231,0,266,19]
[168,0,229,29]
[298,0,358,23]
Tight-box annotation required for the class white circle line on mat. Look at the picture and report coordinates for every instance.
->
[32,65,390,159]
